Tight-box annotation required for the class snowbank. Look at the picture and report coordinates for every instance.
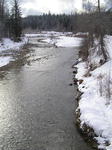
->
[75,35,112,149]
[0,38,28,52]
[26,31,82,47]
[25,31,72,38]
[42,34,82,47]
[0,32,81,68]
[0,37,28,67]
[56,36,82,47]
[0,57,11,67]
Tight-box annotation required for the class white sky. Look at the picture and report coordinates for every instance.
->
[21,0,82,16]
[21,0,105,16]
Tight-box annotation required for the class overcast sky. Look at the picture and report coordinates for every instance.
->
[21,0,105,16]
[21,0,83,16]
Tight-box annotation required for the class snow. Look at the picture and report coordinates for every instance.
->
[25,31,70,38]
[0,38,28,52]
[104,35,112,59]
[0,37,28,67]
[41,31,72,36]
[75,62,87,79]
[75,32,88,36]
[56,36,82,47]
[42,34,82,47]
[76,35,112,149]
[26,31,82,48]
[0,57,11,67]
[43,38,56,45]
[0,31,82,68]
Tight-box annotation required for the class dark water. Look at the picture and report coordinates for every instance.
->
[0,37,92,150]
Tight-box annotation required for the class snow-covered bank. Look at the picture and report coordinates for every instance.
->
[26,31,82,47]
[0,38,28,52]
[25,31,72,38]
[56,36,82,47]
[0,57,11,67]
[39,32,82,47]
[0,38,28,67]
[43,36,82,47]
[0,32,82,68]
[75,35,112,150]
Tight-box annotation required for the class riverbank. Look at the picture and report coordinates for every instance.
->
[75,35,112,150]
[0,33,92,150]
[0,32,82,68]
[0,37,28,68]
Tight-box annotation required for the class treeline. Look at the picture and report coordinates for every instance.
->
[22,13,77,32]
[1,0,112,50]
[23,10,112,35]
[0,0,22,41]
[75,11,112,37]
[23,10,112,63]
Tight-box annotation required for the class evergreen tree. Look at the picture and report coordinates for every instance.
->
[0,0,5,39]
[10,0,22,41]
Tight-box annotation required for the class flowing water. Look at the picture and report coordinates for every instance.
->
[0,36,92,150]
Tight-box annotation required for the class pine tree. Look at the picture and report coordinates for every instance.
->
[0,0,5,39]
[10,0,22,41]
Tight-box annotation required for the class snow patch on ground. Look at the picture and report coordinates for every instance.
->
[42,34,82,47]
[56,36,82,47]
[76,35,112,149]
[0,38,28,52]
[0,37,27,67]
[0,31,81,68]
[0,57,11,67]
[25,31,87,39]
[26,31,82,48]
[25,31,71,38]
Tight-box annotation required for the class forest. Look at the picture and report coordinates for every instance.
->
[22,14,76,32]
[22,11,112,34]
[0,0,112,45]
[0,0,22,41]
